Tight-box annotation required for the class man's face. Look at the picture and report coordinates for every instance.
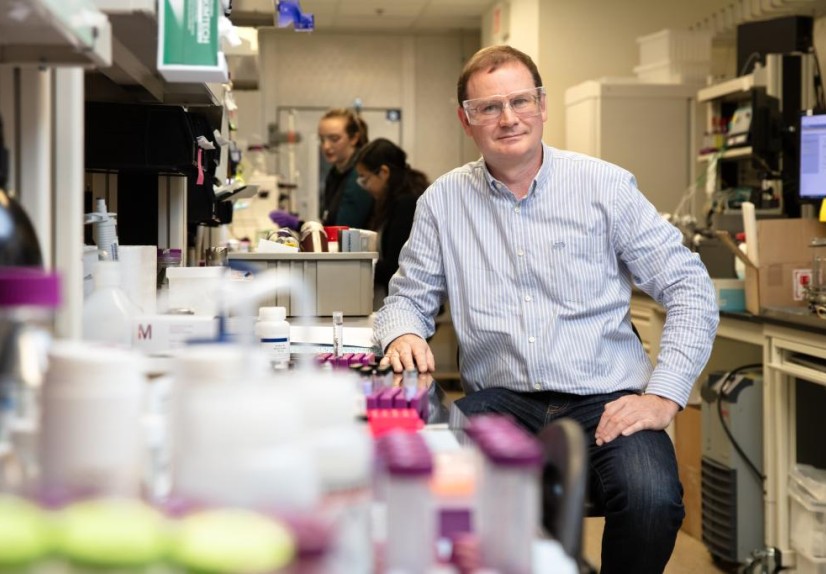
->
[318,117,358,169]
[458,61,546,165]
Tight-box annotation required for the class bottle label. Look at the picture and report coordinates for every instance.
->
[260,337,290,361]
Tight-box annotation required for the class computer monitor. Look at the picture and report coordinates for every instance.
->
[799,111,826,201]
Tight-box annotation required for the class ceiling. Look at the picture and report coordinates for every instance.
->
[230,0,494,31]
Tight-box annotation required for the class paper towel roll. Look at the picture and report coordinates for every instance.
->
[118,245,157,314]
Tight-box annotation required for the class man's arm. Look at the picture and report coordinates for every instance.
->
[596,174,719,443]
[373,191,447,371]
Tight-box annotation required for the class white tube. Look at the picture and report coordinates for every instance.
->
[53,68,85,340]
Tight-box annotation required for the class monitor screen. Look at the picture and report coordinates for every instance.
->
[799,112,826,200]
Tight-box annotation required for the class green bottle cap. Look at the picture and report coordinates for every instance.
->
[171,509,295,573]
[0,495,52,565]
[57,498,169,567]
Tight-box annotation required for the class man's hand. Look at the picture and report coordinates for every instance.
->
[379,334,436,374]
[594,394,679,446]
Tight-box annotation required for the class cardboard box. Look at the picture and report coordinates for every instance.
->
[676,404,702,539]
[680,465,702,539]
[717,219,826,314]
[676,405,701,471]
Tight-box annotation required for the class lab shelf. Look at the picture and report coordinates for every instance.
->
[0,0,112,67]
[698,69,766,103]
[698,146,753,162]
[87,0,223,106]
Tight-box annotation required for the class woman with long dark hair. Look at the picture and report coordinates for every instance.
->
[353,138,429,295]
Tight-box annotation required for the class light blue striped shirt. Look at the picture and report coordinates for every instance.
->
[373,144,719,407]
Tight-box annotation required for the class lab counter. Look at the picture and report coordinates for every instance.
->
[631,293,826,569]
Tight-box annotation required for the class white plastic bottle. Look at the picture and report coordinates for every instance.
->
[82,261,139,347]
[734,232,748,280]
[255,306,290,367]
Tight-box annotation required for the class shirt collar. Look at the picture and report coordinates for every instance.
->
[480,143,554,198]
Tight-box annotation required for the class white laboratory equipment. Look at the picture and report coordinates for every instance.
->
[565,78,700,215]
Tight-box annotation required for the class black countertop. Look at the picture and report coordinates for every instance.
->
[722,306,826,335]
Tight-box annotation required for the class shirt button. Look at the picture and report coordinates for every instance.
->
[514,206,521,213]
[525,295,532,302]
[529,336,536,343]
[517,249,524,257]
[534,382,542,390]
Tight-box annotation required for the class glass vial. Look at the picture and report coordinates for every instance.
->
[332,311,343,358]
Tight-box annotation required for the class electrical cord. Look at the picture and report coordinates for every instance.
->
[672,141,730,220]
[713,364,766,485]
[739,52,763,77]
[810,47,826,112]
[0,113,7,190]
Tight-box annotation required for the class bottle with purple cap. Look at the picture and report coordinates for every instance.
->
[466,415,543,574]
[0,267,60,491]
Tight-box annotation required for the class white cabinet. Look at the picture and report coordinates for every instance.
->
[565,78,700,215]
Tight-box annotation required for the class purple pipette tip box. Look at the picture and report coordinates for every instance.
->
[315,352,332,365]
[392,390,408,409]
[378,387,401,409]
[335,353,354,368]
[409,388,429,420]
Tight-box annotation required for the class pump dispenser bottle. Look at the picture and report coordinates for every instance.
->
[82,261,139,347]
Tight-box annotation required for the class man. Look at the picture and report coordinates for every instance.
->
[373,45,719,573]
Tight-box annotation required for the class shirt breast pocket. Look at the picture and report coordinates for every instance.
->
[545,235,607,304]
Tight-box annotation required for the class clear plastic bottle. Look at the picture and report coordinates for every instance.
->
[255,306,291,368]
[0,267,60,490]
[82,261,139,347]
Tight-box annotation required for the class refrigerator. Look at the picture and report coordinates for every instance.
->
[564,78,701,215]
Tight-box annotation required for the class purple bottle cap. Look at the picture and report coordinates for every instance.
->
[0,267,60,307]
[467,415,543,468]
[380,432,433,477]
[362,353,376,365]
[281,514,334,558]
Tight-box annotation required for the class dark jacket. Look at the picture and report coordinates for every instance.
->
[321,160,374,228]
[375,193,419,292]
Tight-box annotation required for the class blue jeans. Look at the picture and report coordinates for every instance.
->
[455,387,684,574]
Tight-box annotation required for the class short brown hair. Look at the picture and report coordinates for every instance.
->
[457,45,543,104]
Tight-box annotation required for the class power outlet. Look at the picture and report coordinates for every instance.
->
[793,269,812,301]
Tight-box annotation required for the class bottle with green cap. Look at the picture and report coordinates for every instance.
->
[170,508,296,573]
[0,495,53,572]
[55,498,170,573]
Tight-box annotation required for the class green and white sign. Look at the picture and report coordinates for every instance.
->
[158,0,228,83]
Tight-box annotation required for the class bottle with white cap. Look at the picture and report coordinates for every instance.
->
[254,306,290,368]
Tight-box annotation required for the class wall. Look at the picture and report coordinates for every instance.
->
[535,0,735,148]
